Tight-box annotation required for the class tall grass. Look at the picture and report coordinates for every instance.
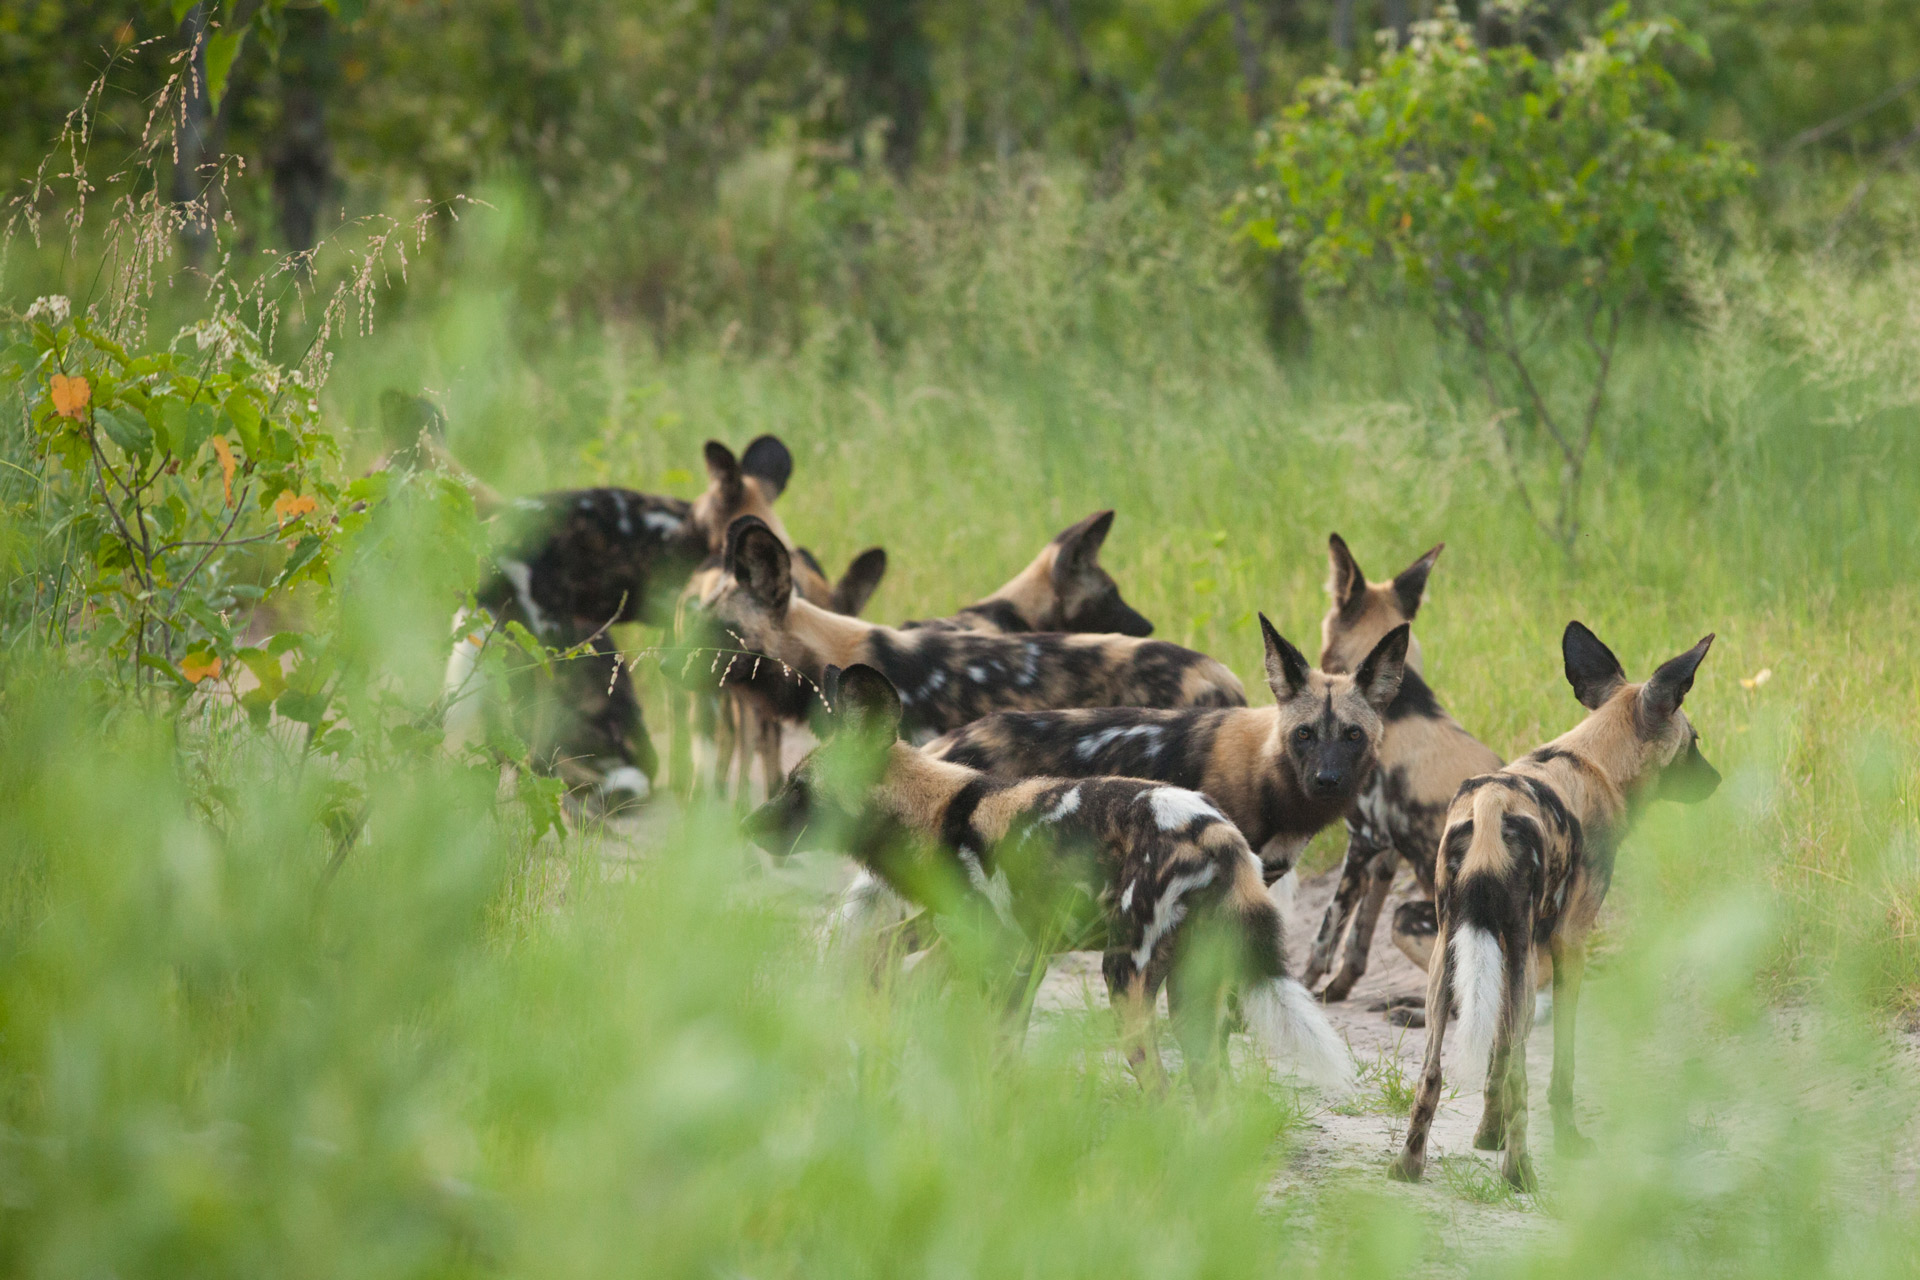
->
[4,166,1918,1275]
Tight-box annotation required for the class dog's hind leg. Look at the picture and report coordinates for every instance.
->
[1388,915,1454,1183]
[1547,932,1595,1157]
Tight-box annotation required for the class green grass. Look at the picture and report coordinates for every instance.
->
[6,181,1920,1277]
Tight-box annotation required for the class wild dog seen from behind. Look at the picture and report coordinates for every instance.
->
[1301,534,1504,1006]
[745,665,1354,1094]
[694,517,1244,738]
[1389,622,1719,1190]
[928,616,1411,887]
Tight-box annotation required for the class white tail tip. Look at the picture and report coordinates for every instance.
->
[1449,925,1505,1088]
[1242,977,1355,1094]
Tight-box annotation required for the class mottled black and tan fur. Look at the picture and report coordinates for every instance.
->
[746,665,1353,1092]
[1301,535,1504,1005]
[1389,623,1719,1190]
[696,517,1245,739]
[677,542,887,801]
[902,510,1153,637]
[926,616,1410,886]
[449,435,817,808]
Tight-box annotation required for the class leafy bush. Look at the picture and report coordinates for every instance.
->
[1241,5,1750,553]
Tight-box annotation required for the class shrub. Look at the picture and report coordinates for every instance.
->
[1240,4,1750,554]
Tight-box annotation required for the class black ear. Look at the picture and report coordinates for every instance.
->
[704,440,743,501]
[740,434,794,501]
[831,547,888,616]
[833,663,904,742]
[1354,623,1411,710]
[1260,613,1313,702]
[1327,533,1367,613]
[1638,634,1715,735]
[1563,621,1627,711]
[1391,543,1444,619]
[723,515,792,611]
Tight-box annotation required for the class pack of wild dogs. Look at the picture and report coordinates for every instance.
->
[447,433,1721,1192]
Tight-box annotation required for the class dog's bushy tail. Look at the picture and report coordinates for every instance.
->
[1448,917,1505,1088]
[1445,793,1535,1088]
[1225,851,1354,1092]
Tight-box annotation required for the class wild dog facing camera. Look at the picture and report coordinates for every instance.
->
[1264,613,1409,801]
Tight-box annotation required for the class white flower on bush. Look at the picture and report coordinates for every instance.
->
[26,295,71,326]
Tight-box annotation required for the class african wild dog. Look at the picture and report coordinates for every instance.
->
[1299,535,1504,1009]
[676,543,888,801]
[447,435,809,809]
[902,510,1154,637]
[1389,622,1718,1190]
[746,664,1354,1093]
[926,616,1411,891]
[694,517,1245,741]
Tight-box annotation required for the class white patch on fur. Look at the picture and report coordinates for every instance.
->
[498,559,551,636]
[443,610,488,752]
[1131,864,1217,970]
[599,765,650,804]
[1142,786,1222,833]
[1073,723,1164,761]
[1241,978,1356,1092]
[1041,787,1081,824]
[612,490,632,535]
[643,509,683,535]
[967,665,988,683]
[1120,880,1136,912]
[1534,990,1554,1026]
[1014,644,1041,687]
[957,847,1015,926]
[1450,925,1506,1087]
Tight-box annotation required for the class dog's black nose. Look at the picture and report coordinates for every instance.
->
[1313,772,1345,796]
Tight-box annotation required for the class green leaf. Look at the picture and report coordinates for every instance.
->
[172,0,196,26]
[273,534,325,588]
[224,390,263,454]
[205,27,247,113]
[276,687,330,727]
[97,406,153,457]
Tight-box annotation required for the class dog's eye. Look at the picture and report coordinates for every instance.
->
[1345,726,1364,742]
[1295,726,1313,742]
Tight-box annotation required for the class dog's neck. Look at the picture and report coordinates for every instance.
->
[979,545,1056,628]
[873,742,989,837]
[777,595,877,676]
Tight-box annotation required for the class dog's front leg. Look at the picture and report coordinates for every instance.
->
[1303,819,1385,993]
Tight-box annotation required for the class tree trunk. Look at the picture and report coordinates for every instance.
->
[271,7,337,255]
[837,0,931,177]
[173,4,213,263]
[1384,0,1411,45]
[1226,0,1268,121]
[1331,0,1356,60]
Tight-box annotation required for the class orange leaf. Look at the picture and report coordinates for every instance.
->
[273,492,318,526]
[50,374,91,419]
[210,435,237,505]
[181,653,223,684]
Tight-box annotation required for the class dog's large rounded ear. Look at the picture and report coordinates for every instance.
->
[1354,623,1411,710]
[1327,533,1367,613]
[1638,634,1715,736]
[723,516,792,610]
[704,440,743,501]
[740,434,794,500]
[1051,510,1115,585]
[831,547,888,617]
[1391,543,1444,619]
[1260,612,1313,703]
[1563,621,1627,711]
[834,664,904,743]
